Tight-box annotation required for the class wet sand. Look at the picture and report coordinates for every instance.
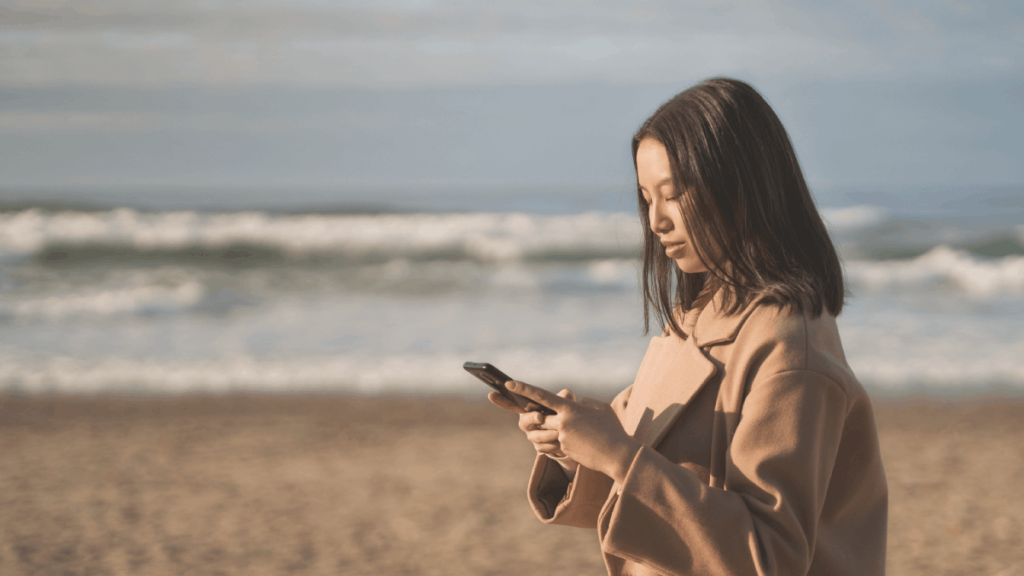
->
[1,394,1022,575]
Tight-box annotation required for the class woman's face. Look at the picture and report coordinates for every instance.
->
[636,138,708,274]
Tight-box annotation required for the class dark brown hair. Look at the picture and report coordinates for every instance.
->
[633,77,846,337]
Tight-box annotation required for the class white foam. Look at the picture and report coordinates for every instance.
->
[4,329,1023,396]
[845,245,1024,297]
[839,310,1024,393]
[0,348,644,396]
[820,205,889,233]
[587,258,638,286]
[2,274,205,320]
[487,263,541,289]
[0,208,643,262]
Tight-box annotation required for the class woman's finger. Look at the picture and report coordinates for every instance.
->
[557,388,577,401]
[534,443,562,455]
[527,429,559,444]
[488,391,525,413]
[518,410,546,433]
[506,381,568,412]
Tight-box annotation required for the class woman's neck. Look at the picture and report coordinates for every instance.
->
[693,279,718,310]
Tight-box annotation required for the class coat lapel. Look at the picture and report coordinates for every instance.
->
[624,334,717,448]
[624,287,766,449]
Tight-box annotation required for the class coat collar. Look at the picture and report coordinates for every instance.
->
[690,286,766,349]
[623,287,766,449]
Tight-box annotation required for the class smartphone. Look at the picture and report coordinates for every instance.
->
[463,362,556,415]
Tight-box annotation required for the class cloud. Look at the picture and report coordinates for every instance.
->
[0,110,163,132]
[0,108,387,133]
[0,0,1020,87]
[0,1,1021,190]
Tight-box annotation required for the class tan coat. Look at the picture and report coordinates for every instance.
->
[527,288,888,576]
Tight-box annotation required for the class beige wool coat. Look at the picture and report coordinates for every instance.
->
[526,288,888,576]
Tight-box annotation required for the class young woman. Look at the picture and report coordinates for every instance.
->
[488,78,888,576]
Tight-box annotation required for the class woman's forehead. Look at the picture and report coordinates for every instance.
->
[636,139,673,187]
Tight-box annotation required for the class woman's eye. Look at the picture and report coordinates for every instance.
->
[665,196,680,202]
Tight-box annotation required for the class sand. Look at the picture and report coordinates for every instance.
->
[1,393,1022,576]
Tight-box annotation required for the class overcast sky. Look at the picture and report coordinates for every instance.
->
[1,0,1022,202]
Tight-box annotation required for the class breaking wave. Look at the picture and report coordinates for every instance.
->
[0,208,643,264]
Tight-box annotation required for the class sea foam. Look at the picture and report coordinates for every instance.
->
[0,208,643,263]
[845,245,1024,296]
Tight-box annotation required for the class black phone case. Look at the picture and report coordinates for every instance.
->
[463,362,556,415]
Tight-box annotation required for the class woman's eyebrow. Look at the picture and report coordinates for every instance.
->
[640,177,673,192]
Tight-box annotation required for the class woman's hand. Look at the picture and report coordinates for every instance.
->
[504,381,642,484]
[488,385,579,466]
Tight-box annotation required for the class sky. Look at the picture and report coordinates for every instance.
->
[0,0,1022,207]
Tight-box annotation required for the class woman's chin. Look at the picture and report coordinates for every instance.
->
[674,259,708,274]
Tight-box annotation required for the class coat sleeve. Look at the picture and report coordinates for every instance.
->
[526,384,633,529]
[599,370,849,576]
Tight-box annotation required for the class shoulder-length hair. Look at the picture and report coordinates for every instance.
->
[633,77,846,337]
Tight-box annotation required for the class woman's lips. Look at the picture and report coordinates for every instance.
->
[664,242,686,258]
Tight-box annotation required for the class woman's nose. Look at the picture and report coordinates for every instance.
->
[650,201,673,234]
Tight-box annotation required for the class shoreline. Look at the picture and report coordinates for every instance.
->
[6,378,1024,402]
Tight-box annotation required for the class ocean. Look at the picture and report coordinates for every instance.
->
[1,186,1022,398]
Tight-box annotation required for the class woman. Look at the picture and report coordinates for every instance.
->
[488,78,888,576]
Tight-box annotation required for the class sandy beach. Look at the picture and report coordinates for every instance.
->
[1,393,1022,576]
